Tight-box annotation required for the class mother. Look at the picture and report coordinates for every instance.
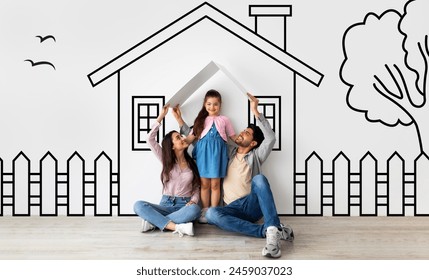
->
[133,105,201,237]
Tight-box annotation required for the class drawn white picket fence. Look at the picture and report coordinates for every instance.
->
[2,151,429,216]
[294,152,429,216]
[0,151,118,216]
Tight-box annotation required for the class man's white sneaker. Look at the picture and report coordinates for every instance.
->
[173,222,194,237]
[279,223,295,242]
[262,226,282,258]
[141,219,155,233]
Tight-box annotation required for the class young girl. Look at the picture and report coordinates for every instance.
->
[175,89,236,223]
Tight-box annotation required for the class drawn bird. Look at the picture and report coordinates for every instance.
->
[24,59,56,70]
[35,35,56,43]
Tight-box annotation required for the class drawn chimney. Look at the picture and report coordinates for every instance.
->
[249,5,292,52]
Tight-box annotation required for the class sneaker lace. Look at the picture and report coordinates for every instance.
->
[266,231,280,245]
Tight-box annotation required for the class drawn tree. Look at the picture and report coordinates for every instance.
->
[340,0,429,153]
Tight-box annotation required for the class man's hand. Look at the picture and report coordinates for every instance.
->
[247,93,260,118]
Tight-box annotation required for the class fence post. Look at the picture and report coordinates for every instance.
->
[40,152,58,216]
[360,152,377,216]
[415,153,429,215]
[95,152,112,216]
[387,152,404,216]
[13,152,30,216]
[333,152,350,216]
[306,152,322,215]
[67,152,85,216]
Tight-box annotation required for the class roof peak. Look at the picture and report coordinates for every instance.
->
[87,2,323,87]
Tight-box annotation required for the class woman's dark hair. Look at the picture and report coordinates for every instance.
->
[160,130,200,190]
[192,89,222,138]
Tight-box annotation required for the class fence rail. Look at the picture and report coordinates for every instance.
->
[0,151,118,216]
[294,151,429,216]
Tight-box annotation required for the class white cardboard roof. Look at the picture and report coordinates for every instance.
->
[166,61,248,106]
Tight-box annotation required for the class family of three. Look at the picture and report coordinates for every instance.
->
[133,90,294,258]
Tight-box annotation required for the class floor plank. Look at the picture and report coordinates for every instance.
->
[0,217,428,260]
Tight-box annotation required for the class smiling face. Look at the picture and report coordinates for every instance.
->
[235,127,255,147]
[171,132,188,150]
[204,97,221,116]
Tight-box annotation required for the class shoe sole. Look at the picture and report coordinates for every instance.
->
[286,231,294,242]
[262,248,281,258]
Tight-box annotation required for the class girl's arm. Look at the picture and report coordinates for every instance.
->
[229,134,237,142]
[184,133,196,144]
[223,115,237,142]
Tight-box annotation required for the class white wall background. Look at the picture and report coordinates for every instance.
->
[1,0,426,216]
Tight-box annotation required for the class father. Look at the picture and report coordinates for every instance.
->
[174,93,294,258]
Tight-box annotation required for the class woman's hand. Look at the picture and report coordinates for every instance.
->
[172,104,185,127]
[156,104,170,123]
[186,200,196,206]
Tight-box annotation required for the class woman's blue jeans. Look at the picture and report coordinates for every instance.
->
[205,174,281,238]
[134,195,201,230]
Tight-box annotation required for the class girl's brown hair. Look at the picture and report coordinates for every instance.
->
[192,89,222,138]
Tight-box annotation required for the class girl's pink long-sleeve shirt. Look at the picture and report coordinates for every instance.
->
[198,115,235,141]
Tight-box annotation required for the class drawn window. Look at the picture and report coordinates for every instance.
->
[248,96,281,151]
[132,96,165,151]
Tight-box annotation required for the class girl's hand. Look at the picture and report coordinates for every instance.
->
[185,134,196,144]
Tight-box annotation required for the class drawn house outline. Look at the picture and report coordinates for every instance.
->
[87,2,323,215]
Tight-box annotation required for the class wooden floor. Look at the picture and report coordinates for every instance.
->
[1,216,428,260]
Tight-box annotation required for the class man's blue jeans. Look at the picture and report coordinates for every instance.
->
[134,195,201,230]
[205,174,281,238]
